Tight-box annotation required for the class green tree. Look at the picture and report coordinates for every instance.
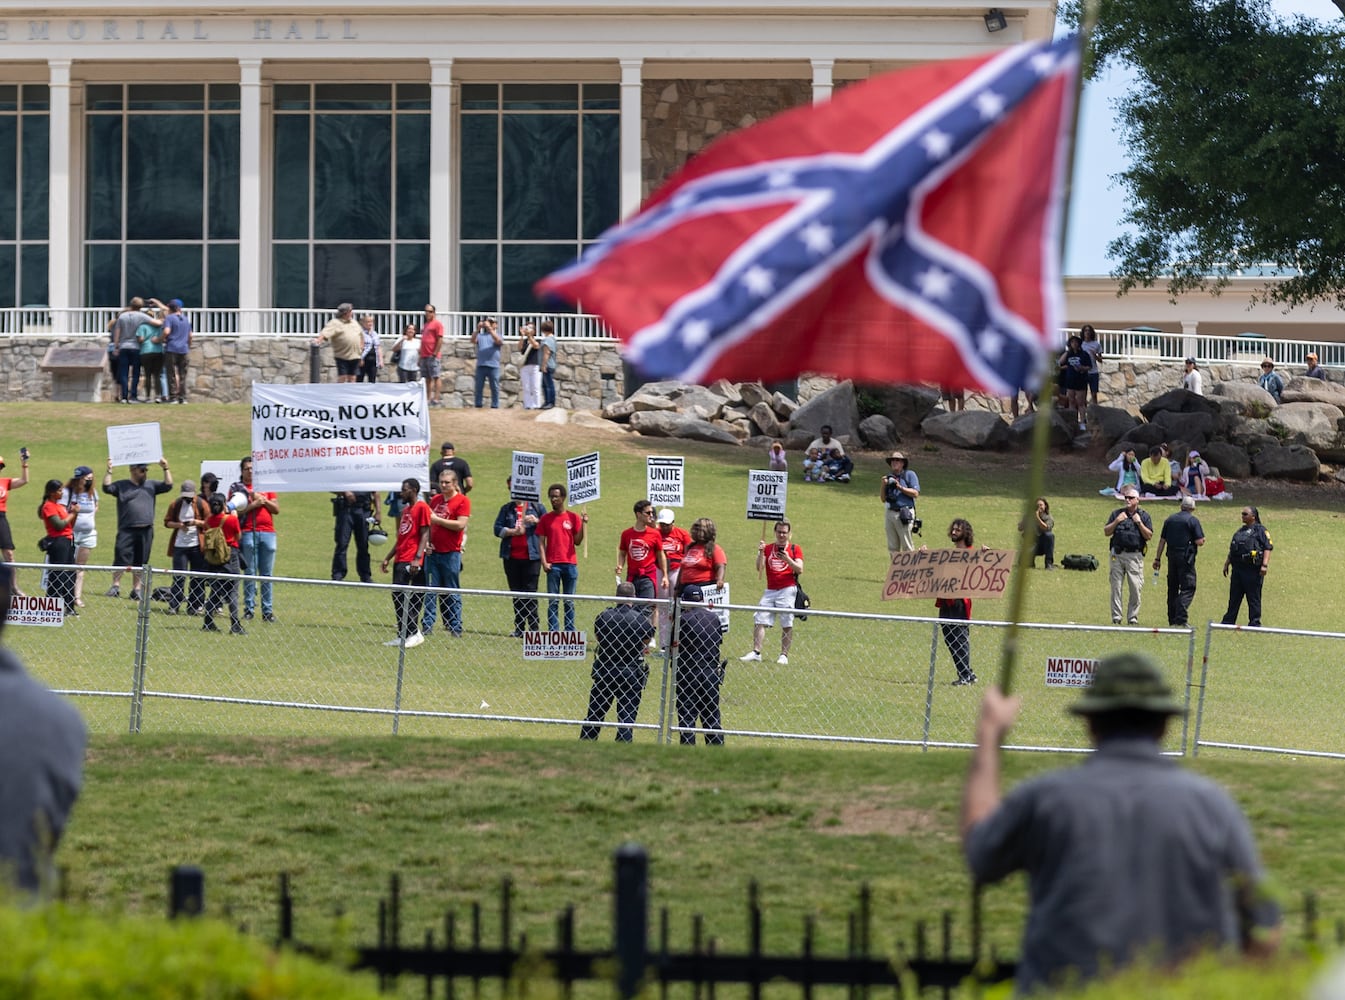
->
[1063,0,1345,306]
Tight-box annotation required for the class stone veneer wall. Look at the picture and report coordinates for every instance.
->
[0,337,625,408]
[642,79,813,197]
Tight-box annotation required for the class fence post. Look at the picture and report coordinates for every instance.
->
[614,843,649,1000]
[659,598,682,746]
[1192,623,1217,757]
[921,620,939,751]
[169,864,205,918]
[129,564,154,733]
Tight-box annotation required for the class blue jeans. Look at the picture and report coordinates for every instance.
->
[116,349,141,401]
[474,365,500,408]
[422,550,463,634]
[240,530,277,614]
[542,369,556,407]
[546,562,578,630]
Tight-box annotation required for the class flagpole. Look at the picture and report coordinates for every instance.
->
[997,7,1098,696]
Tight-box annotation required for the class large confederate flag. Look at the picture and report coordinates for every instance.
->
[536,36,1080,395]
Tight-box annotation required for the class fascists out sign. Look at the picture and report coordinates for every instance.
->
[882,547,1014,601]
[566,452,601,505]
[647,456,684,507]
[746,470,787,521]
[250,383,430,492]
[512,451,544,502]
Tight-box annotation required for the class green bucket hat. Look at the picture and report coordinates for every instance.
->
[1068,652,1186,717]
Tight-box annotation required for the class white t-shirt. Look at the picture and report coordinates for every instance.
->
[397,337,421,372]
[1182,369,1203,395]
[806,437,844,456]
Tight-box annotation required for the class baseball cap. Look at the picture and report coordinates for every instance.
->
[180,480,196,496]
[1184,357,1197,365]
[681,585,704,602]
[657,508,676,525]
[74,465,93,478]
[130,462,148,471]
[441,441,454,452]
[1189,450,1200,459]
[1068,652,1186,717]
[169,298,184,309]
[1180,495,1195,510]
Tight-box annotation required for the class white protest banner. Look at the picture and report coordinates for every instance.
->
[199,461,237,491]
[249,382,430,492]
[106,422,163,466]
[6,594,65,627]
[566,452,601,505]
[523,629,588,659]
[698,582,732,633]
[511,451,545,502]
[1045,656,1100,688]
[881,548,1014,601]
[647,456,684,507]
[746,470,787,521]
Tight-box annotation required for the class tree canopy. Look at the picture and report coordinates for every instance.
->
[1063,0,1345,307]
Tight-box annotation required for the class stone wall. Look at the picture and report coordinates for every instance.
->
[642,79,812,196]
[0,336,626,407]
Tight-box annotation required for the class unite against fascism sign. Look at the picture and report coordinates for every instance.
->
[647,456,684,507]
[881,547,1014,601]
[250,383,431,492]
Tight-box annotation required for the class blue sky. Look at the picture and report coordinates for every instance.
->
[1062,0,1341,275]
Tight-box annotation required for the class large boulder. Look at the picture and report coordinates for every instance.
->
[1085,405,1140,449]
[627,410,685,437]
[1121,422,1169,449]
[859,384,942,436]
[1200,441,1251,479]
[1007,408,1075,449]
[626,382,726,421]
[674,385,730,421]
[738,382,774,409]
[1268,402,1345,452]
[1226,416,1273,448]
[601,395,678,421]
[1210,381,1277,415]
[770,391,799,421]
[1281,376,1345,407]
[789,380,859,438]
[1150,409,1219,443]
[1139,388,1221,421]
[748,401,784,438]
[1250,443,1321,481]
[706,379,742,405]
[711,418,750,442]
[675,419,744,446]
[857,414,899,452]
[921,410,1011,450]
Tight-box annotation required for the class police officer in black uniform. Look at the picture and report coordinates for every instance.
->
[579,582,656,742]
[674,585,726,745]
[1221,505,1273,627]
[1152,495,1205,627]
[332,490,377,583]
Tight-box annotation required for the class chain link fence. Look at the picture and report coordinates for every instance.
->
[8,560,1210,753]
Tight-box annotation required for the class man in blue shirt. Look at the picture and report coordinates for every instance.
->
[162,297,193,404]
[474,318,503,408]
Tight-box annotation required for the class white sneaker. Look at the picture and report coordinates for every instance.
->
[776,654,789,665]
[739,650,762,662]
[404,632,425,648]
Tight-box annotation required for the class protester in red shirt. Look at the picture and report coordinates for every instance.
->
[235,455,279,623]
[537,483,587,631]
[676,517,726,597]
[934,518,976,686]
[380,478,433,647]
[740,520,803,665]
[617,499,668,601]
[424,469,471,636]
[654,507,693,648]
[0,448,31,595]
[39,479,79,615]
[201,492,244,635]
[419,304,444,406]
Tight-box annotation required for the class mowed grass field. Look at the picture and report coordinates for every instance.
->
[3,399,1345,964]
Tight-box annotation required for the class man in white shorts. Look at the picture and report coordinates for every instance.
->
[739,520,803,665]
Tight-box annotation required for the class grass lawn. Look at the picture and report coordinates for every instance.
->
[4,399,1343,976]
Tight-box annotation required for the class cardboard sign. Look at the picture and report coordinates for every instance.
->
[746,470,787,521]
[647,456,684,508]
[7,594,65,626]
[882,548,1014,601]
[697,582,732,633]
[250,383,430,492]
[522,630,588,659]
[511,451,545,502]
[1045,656,1100,688]
[566,452,601,505]
[106,422,163,467]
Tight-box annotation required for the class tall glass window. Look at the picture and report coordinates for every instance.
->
[0,85,50,308]
[83,83,239,307]
[459,83,619,313]
[272,83,430,311]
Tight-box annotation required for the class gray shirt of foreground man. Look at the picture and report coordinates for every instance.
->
[0,566,86,896]
[960,653,1280,995]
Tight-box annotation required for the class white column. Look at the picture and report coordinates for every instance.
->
[429,59,454,310]
[238,59,264,325]
[1180,319,1199,361]
[811,59,835,105]
[47,59,72,332]
[619,59,644,219]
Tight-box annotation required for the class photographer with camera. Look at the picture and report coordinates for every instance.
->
[1103,487,1153,625]
[473,317,503,408]
[880,451,921,555]
[331,490,378,584]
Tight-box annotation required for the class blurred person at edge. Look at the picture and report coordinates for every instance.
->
[0,563,87,898]
[0,447,32,595]
[38,479,79,615]
[60,465,99,607]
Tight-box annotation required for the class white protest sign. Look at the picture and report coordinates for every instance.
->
[647,456,684,507]
[6,594,65,627]
[746,470,787,521]
[511,451,545,502]
[199,461,237,492]
[698,582,732,634]
[566,452,601,505]
[1045,656,1100,688]
[522,629,588,659]
[106,422,163,467]
[250,382,430,492]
